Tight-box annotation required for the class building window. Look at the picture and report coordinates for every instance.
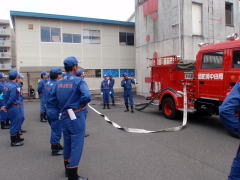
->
[202,51,224,69]
[63,33,72,43]
[232,50,240,68]
[0,47,8,52]
[119,32,134,45]
[120,69,135,77]
[41,26,61,42]
[63,33,81,43]
[83,30,101,44]
[192,3,202,35]
[84,69,101,78]
[103,69,119,77]
[225,2,233,26]
[73,34,81,43]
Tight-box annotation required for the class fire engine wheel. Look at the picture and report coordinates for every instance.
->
[162,97,177,119]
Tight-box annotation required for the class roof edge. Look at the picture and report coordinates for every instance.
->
[10,10,135,28]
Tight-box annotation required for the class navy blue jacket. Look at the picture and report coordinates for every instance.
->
[219,82,240,134]
[48,73,91,114]
[3,81,21,109]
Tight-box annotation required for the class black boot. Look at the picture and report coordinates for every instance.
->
[10,135,24,147]
[112,100,115,106]
[107,104,110,109]
[17,133,24,142]
[124,104,129,112]
[40,113,47,122]
[20,129,27,133]
[84,132,90,138]
[58,144,63,150]
[51,144,63,156]
[67,167,88,180]
[131,106,134,113]
[64,160,69,177]
[44,112,48,120]
[5,120,10,128]
[4,120,10,129]
[103,104,106,109]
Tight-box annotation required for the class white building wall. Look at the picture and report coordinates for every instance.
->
[14,17,135,92]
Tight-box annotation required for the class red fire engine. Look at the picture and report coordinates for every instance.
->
[146,37,240,119]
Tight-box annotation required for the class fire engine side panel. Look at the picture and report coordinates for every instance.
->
[195,50,226,101]
[224,48,240,100]
[151,66,194,110]
[152,66,187,88]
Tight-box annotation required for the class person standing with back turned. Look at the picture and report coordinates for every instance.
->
[38,71,48,122]
[48,57,91,180]
[1,70,23,146]
[219,82,240,180]
[45,67,63,156]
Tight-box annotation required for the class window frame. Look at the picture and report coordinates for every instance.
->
[103,69,119,78]
[201,51,224,69]
[232,49,240,68]
[225,2,234,27]
[84,69,102,78]
[63,33,73,43]
[120,69,135,77]
[62,33,81,43]
[40,26,61,43]
[119,32,135,46]
[83,29,101,44]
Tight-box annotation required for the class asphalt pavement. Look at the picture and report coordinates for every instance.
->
[0,97,239,180]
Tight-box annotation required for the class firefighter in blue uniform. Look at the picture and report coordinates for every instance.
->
[45,67,63,156]
[48,57,91,180]
[219,82,240,180]
[38,71,48,122]
[1,70,23,146]
[17,73,26,134]
[121,73,135,113]
[76,69,89,138]
[101,75,110,109]
[0,73,9,129]
[109,75,115,106]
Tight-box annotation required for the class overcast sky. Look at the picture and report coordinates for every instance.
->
[0,0,135,21]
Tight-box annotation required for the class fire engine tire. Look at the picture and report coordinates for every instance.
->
[162,97,178,119]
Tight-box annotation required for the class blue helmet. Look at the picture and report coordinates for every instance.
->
[9,70,18,79]
[41,71,47,76]
[123,73,128,77]
[50,67,62,74]
[64,56,79,67]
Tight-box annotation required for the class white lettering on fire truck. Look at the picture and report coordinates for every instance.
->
[198,73,223,80]
[184,72,194,80]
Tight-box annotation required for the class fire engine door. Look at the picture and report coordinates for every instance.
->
[224,49,240,96]
[197,51,225,100]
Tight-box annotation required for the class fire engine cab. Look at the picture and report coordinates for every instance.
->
[147,36,240,119]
